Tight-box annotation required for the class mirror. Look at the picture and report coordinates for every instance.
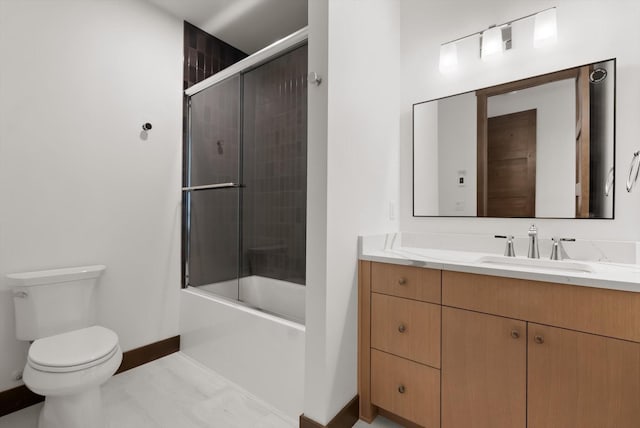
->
[413,59,615,219]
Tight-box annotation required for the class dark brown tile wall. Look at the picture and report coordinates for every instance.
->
[183,21,247,90]
[242,45,308,285]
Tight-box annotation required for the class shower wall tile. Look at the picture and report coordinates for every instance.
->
[242,45,308,285]
[183,22,247,90]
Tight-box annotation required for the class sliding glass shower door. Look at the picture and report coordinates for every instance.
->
[183,44,307,320]
[184,75,241,298]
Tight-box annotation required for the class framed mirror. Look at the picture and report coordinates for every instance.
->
[413,58,615,219]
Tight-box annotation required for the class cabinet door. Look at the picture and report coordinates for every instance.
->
[442,307,526,428]
[528,323,640,428]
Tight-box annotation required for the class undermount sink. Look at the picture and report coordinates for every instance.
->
[476,255,594,273]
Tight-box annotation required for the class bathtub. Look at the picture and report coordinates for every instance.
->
[179,276,305,420]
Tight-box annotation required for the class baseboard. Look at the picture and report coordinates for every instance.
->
[299,396,359,428]
[115,335,180,374]
[0,335,180,417]
[0,385,43,418]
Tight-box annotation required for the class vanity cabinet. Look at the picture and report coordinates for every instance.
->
[359,261,640,428]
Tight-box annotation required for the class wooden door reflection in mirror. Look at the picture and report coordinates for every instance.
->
[477,66,592,218]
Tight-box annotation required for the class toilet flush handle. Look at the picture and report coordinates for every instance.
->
[13,291,28,298]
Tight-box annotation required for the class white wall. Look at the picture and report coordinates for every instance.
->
[437,93,477,216]
[0,0,183,391]
[303,0,400,424]
[400,0,640,240]
[488,79,576,217]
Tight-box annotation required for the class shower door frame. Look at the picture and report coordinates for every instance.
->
[181,27,309,289]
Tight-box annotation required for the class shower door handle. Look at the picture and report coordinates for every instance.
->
[181,183,241,192]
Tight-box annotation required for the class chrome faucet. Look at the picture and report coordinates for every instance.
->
[495,235,516,257]
[528,224,539,259]
[550,237,576,260]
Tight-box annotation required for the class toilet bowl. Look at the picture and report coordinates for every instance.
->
[23,326,122,428]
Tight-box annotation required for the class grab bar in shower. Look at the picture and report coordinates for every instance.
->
[181,183,241,192]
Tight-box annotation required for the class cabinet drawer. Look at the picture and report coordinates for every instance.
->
[371,262,441,303]
[372,293,441,368]
[442,271,640,342]
[371,349,440,428]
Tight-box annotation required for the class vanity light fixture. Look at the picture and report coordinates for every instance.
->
[438,7,557,73]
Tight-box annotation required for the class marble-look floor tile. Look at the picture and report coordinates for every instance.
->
[0,353,296,428]
[0,403,42,428]
[354,415,403,428]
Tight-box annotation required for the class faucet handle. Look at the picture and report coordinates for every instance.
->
[495,235,516,257]
[550,237,575,260]
[551,237,576,244]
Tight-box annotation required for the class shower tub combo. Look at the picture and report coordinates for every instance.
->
[179,28,308,421]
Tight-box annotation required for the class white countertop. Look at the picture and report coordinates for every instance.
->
[359,236,640,293]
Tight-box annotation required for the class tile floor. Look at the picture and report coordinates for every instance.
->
[0,352,399,428]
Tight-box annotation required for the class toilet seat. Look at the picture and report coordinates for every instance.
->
[28,326,119,373]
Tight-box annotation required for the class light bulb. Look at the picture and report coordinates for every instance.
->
[534,8,557,48]
[439,42,458,74]
[481,26,504,60]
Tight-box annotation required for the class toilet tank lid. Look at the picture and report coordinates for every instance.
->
[6,265,106,287]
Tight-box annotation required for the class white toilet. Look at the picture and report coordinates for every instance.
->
[7,265,122,428]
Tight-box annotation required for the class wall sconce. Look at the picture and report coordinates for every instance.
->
[438,7,557,73]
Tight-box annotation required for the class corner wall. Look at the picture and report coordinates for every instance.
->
[304,0,401,424]
[400,0,640,240]
[0,0,183,391]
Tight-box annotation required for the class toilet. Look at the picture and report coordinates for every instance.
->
[7,265,122,428]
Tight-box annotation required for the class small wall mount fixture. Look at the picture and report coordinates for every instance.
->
[307,71,322,86]
[439,7,557,74]
[139,122,153,141]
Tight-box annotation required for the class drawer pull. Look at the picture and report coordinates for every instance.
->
[397,277,407,285]
[398,384,405,394]
[534,335,545,344]
[511,330,520,339]
[398,323,406,333]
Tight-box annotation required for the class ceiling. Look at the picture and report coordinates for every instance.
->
[146,0,308,54]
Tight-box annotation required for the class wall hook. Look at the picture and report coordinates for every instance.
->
[307,72,322,86]
[142,123,152,131]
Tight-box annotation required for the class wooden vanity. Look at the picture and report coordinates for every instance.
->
[358,260,640,428]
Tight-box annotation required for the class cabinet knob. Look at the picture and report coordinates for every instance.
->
[534,335,545,344]
[510,330,520,339]
[398,324,406,333]
[398,384,405,394]
[398,278,407,285]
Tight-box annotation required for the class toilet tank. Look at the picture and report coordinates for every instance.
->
[7,265,106,341]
